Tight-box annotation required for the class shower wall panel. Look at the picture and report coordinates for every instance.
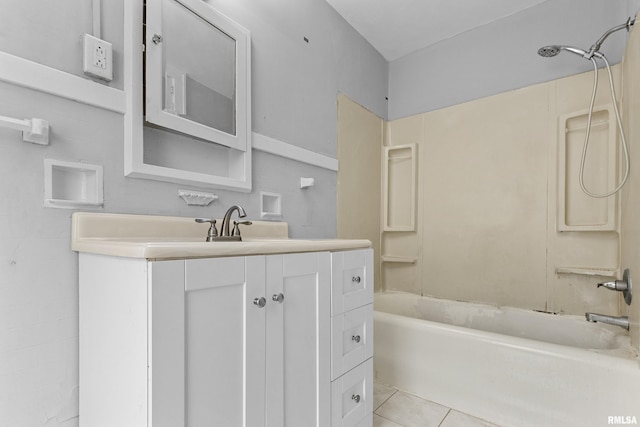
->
[621,17,640,352]
[384,66,623,316]
[337,95,383,292]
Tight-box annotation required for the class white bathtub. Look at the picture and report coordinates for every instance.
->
[374,292,640,427]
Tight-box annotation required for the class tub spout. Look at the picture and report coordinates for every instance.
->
[585,312,629,330]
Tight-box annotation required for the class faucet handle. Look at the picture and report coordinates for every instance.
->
[597,280,628,291]
[596,268,632,306]
[232,220,252,237]
[195,218,218,241]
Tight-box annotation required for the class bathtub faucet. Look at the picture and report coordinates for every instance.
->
[585,312,629,330]
[596,268,632,305]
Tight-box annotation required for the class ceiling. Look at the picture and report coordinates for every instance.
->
[325,0,550,61]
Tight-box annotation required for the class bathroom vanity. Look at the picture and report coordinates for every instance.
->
[72,212,373,427]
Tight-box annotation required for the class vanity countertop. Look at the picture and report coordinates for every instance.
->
[71,212,371,260]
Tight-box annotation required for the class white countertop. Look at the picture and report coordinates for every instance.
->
[71,212,371,260]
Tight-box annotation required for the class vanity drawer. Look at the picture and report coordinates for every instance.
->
[331,304,373,380]
[331,249,373,316]
[331,358,373,427]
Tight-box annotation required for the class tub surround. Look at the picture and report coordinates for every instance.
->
[337,95,383,292]
[621,7,640,351]
[379,65,624,317]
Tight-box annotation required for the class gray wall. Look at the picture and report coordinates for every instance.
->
[205,0,388,154]
[0,0,125,90]
[388,0,640,120]
[0,0,386,425]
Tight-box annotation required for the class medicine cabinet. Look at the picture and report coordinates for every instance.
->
[124,0,252,191]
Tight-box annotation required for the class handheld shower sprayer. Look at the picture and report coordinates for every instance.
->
[538,17,635,60]
[537,45,589,58]
[537,17,635,198]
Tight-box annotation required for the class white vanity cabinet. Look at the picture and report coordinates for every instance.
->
[79,248,371,427]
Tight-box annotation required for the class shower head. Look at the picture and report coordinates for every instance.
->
[538,17,635,60]
[538,45,589,58]
[537,45,561,57]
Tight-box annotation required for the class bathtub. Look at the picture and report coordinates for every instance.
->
[374,292,640,427]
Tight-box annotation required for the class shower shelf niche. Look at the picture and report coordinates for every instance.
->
[381,256,417,264]
[557,105,618,232]
[555,266,619,278]
[383,144,417,232]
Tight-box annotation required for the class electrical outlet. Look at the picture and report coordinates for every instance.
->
[83,33,113,81]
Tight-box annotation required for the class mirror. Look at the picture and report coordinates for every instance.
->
[125,0,251,192]
[162,0,236,135]
[145,0,249,151]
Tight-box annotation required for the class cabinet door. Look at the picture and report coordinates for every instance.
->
[150,256,266,427]
[265,252,331,427]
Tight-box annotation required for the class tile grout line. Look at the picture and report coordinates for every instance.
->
[375,382,504,427]
[373,387,399,412]
[437,408,452,427]
[374,412,406,427]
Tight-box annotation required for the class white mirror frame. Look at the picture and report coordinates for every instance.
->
[124,0,252,192]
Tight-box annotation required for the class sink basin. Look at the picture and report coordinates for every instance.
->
[71,212,371,259]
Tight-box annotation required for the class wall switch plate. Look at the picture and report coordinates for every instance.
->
[164,65,187,115]
[83,33,113,81]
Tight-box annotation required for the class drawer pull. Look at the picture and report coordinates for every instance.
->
[352,394,361,403]
[253,297,266,308]
[272,293,285,303]
[352,276,361,283]
[352,335,361,343]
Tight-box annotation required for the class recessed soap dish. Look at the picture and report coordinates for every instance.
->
[44,159,103,209]
[261,191,282,220]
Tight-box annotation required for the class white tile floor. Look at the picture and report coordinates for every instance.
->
[373,382,501,427]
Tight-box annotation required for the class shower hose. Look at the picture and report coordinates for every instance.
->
[579,54,630,198]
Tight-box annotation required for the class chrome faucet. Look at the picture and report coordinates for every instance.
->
[194,205,252,242]
[221,205,246,237]
[597,268,632,305]
[583,269,632,330]
[585,312,629,330]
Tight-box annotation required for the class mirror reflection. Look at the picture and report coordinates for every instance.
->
[161,0,236,135]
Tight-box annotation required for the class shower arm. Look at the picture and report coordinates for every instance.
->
[588,17,635,57]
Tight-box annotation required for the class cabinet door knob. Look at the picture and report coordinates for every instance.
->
[352,276,361,283]
[253,297,266,308]
[152,34,163,44]
[272,293,285,303]
[351,335,361,343]
[352,394,361,403]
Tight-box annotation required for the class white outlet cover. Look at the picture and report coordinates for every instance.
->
[83,33,113,81]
